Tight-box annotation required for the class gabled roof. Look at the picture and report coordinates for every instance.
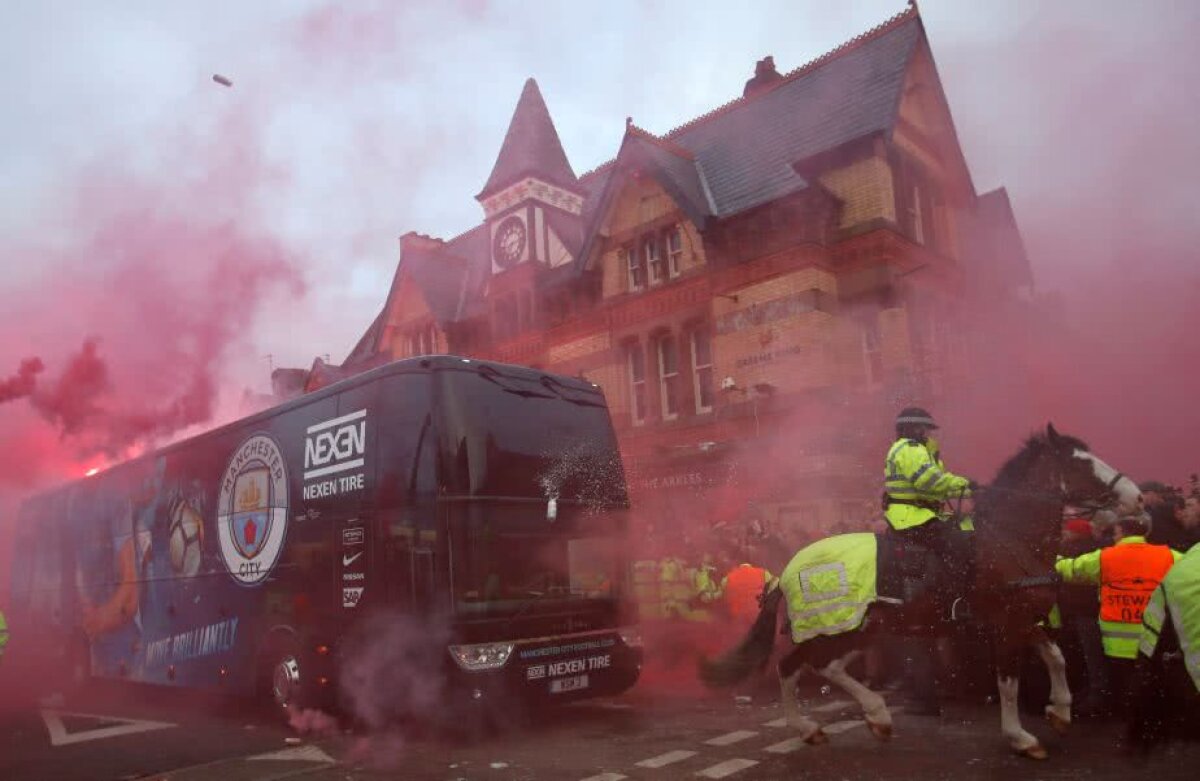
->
[622,127,717,226]
[405,246,468,324]
[347,8,932,356]
[344,306,385,366]
[477,78,580,199]
[971,187,1033,290]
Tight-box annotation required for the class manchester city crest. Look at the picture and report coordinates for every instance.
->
[217,434,289,586]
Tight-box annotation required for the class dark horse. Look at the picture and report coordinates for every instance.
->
[700,425,1143,759]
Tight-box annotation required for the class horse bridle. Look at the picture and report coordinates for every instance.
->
[962,462,1128,586]
[1063,469,1127,515]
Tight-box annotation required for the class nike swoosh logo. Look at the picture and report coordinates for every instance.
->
[343,551,364,567]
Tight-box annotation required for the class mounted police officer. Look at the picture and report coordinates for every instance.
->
[883,407,975,612]
[881,407,976,716]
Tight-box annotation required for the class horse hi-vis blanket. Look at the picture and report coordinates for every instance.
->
[780,532,878,643]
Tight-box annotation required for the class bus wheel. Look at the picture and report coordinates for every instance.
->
[262,637,312,720]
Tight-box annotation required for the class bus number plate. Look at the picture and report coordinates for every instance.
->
[550,674,588,694]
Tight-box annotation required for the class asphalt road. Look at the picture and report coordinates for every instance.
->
[3,680,1198,781]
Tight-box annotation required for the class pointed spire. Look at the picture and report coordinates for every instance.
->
[477,78,579,200]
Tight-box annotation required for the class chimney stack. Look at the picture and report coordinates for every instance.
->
[743,55,783,98]
[400,231,446,253]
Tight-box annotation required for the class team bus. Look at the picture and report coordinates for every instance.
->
[7,356,642,718]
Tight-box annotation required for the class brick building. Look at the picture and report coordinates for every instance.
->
[289,7,1032,543]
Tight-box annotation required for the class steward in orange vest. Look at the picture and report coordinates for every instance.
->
[721,563,775,621]
[1057,513,1181,659]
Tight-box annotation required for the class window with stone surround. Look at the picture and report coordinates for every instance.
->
[667,226,683,278]
[689,325,714,414]
[896,154,938,250]
[624,340,647,426]
[656,333,680,420]
[405,322,437,357]
[623,247,645,292]
[861,318,883,388]
[645,236,665,286]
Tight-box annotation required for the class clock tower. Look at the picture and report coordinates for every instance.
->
[477,78,584,276]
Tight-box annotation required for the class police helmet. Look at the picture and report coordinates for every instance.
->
[896,407,938,430]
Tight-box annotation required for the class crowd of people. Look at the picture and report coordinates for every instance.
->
[631,409,1200,750]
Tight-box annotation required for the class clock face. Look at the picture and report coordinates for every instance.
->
[492,215,527,268]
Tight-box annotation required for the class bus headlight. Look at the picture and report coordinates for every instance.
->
[618,626,643,649]
[448,642,515,671]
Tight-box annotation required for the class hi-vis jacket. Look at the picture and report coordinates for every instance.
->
[883,438,971,531]
[1140,542,1200,693]
[721,564,775,620]
[0,609,8,659]
[780,533,877,643]
[1056,536,1181,659]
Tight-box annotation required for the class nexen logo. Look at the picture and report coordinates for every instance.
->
[304,409,366,480]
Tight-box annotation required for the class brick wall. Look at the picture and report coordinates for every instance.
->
[820,156,897,229]
[712,269,840,394]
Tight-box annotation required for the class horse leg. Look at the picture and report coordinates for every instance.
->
[994,630,1046,759]
[778,647,824,743]
[818,649,892,741]
[1036,639,1072,733]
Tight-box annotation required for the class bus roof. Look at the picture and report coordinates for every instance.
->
[20,356,608,504]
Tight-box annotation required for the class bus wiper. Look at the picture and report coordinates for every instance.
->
[475,365,555,399]
[538,376,606,408]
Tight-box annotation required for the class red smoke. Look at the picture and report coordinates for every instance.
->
[0,105,306,604]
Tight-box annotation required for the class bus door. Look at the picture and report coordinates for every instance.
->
[381,523,436,613]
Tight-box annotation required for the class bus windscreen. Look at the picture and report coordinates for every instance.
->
[437,367,628,508]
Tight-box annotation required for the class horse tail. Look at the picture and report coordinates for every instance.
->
[699,582,785,688]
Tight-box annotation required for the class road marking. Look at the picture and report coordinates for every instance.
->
[763,736,808,754]
[704,730,758,746]
[762,717,787,728]
[812,698,854,714]
[635,749,697,769]
[696,758,758,778]
[248,745,337,763]
[824,719,866,735]
[40,710,175,747]
[579,774,627,781]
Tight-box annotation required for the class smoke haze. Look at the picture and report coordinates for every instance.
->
[1,1,1197,600]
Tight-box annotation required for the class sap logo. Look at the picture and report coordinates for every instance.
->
[304,410,366,481]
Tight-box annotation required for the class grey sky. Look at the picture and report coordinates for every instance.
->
[1,0,1197,396]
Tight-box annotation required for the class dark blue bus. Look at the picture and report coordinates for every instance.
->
[7,357,641,718]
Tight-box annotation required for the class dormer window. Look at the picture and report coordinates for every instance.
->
[667,227,683,278]
[624,247,645,292]
[646,238,665,286]
[908,183,924,244]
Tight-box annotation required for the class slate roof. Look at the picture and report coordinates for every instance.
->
[663,13,921,216]
[352,8,927,360]
[478,78,581,199]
